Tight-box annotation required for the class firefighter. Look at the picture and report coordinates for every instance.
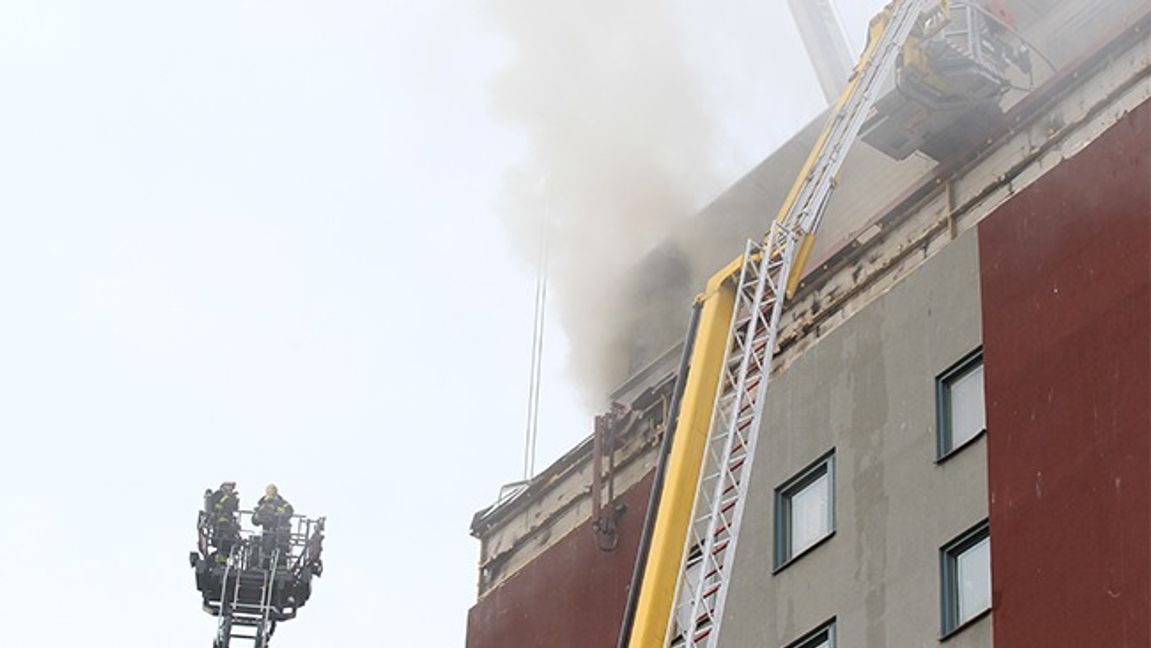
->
[254,484,294,564]
[208,481,240,516]
[206,481,240,562]
[254,484,293,527]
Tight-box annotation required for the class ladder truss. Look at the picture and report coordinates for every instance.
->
[665,1,933,645]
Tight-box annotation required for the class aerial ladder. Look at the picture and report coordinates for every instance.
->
[619,1,1031,646]
[190,509,326,648]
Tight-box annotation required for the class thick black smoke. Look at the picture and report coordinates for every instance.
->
[488,0,718,406]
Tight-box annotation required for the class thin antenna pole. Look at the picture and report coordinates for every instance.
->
[523,179,549,481]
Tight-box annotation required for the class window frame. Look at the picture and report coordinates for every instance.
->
[940,520,992,638]
[935,347,986,461]
[783,617,836,648]
[774,449,836,571]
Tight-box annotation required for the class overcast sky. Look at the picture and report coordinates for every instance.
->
[0,1,885,645]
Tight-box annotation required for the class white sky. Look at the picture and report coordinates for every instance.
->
[0,1,885,645]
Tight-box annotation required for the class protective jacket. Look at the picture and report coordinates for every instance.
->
[254,494,293,528]
[208,489,239,518]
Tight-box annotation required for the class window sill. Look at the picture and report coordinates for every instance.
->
[773,531,835,574]
[940,607,991,642]
[936,428,987,464]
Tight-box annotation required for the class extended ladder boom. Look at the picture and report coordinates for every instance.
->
[626,2,944,646]
[779,0,944,293]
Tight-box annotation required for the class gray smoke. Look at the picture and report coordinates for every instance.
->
[488,0,718,407]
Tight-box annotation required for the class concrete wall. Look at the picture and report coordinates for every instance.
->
[979,98,1150,647]
[717,230,991,648]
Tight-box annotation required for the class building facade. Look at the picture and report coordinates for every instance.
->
[468,3,1150,646]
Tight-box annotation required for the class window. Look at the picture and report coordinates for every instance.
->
[775,451,835,569]
[936,349,986,459]
[784,618,835,648]
[941,521,992,636]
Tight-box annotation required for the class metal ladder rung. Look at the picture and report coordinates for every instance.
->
[719,498,738,516]
[700,582,722,601]
[727,340,769,371]
[697,465,743,496]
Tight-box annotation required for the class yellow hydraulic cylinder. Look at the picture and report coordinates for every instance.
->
[626,255,741,648]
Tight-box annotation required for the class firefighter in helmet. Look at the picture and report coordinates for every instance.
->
[254,484,294,527]
[254,484,294,563]
[205,481,240,562]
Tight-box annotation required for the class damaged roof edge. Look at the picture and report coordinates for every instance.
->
[469,371,677,537]
[792,4,1151,300]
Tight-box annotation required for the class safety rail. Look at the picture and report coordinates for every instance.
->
[192,509,325,648]
[197,511,324,553]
